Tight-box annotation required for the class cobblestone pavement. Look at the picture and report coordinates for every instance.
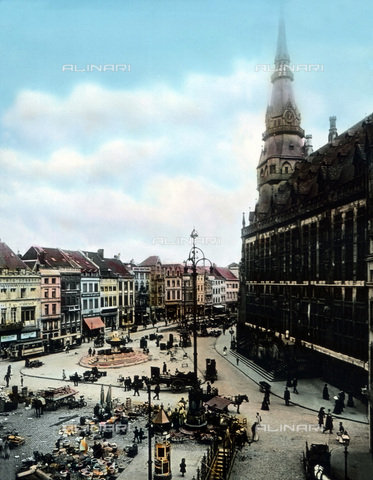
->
[0,322,372,480]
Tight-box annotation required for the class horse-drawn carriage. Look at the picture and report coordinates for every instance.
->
[149,366,197,392]
[303,442,331,479]
[70,367,107,384]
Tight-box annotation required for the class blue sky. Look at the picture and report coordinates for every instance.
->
[0,0,372,266]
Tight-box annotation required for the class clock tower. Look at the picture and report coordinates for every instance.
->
[254,18,305,221]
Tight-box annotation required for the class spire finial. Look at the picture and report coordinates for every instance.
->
[272,17,293,82]
[275,17,290,65]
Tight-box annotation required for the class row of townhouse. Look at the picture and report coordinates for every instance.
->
[0,241,238,357]
[0,242,135,357]
[138,256,239,322]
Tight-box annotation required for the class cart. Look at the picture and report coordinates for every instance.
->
[205,358,218,382]
[41,386,79,410]
[303,442,331,479]
[149,367,196,392]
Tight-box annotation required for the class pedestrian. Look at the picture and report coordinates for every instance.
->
[73,372,79,386]
[3,439,10,460]
[236,357,239,366]
[92,349,96,356]
[153,384,160,400]
[261,396,269,411]
[180,458,186,477]
[322,383,330,400]
[133,382,140,396]
[264,387,270,405]
[133,426,140,443]
[206,382,212,394]
[62,369,66,380]
[3,439,10,459]
[88,347,92,356]
[94,403,100,418]
[284,386,291,406]
[20,375,24,387]
[292,377,298,394]
[4,373,10,387]
[125,376,132,392]
[163,362,167,374]
[139,427,144,443]
[223,346,227,356]
[251,421,259,442]
[323,409,333,434]
[333,394,343,415]
[317,407,325,428]
[256,412,262,426]
[337,421,345,437]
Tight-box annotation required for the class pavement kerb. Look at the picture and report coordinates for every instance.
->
[213,334,369,425]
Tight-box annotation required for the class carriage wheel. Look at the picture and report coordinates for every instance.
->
[171,380,184,392]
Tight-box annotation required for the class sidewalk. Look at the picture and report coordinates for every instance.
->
[214,331,373,480]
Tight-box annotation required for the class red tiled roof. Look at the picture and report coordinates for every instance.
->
[105,258,133,278]
[140,256,161,267]
[0,242,29,270]
[214,266,238,281]
[63,250,98,274]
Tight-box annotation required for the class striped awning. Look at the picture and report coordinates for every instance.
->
[84,317,105,330]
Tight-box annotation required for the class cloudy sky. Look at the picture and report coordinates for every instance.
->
[0,0,372,266]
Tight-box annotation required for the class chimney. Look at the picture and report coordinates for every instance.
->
[305,134,313,156]
[328,116,338,143]
[97,249,104,259]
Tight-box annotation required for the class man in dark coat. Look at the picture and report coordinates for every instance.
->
[284,386,291,406]
[292,377,299,394]
[323,410,333,434]
[153,384,160,400]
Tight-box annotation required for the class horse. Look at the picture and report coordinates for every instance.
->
[233,394,249,413]
[32,397,44,418]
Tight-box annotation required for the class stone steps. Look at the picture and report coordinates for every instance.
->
[230,350,275,382]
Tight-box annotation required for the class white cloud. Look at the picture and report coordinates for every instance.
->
[0,62,267,264]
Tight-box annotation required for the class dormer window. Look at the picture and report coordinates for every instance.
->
[289,143,294,150]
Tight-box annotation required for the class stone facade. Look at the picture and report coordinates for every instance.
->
[238,20,373,445]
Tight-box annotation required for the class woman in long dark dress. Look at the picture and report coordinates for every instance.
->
[180,458,186,477]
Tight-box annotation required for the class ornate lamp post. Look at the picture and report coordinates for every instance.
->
[341,433,350,480]
[184,229,213,429]
[229,327,235,350]
[184,229,213,380]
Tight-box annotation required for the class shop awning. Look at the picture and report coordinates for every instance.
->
[84,317,105,330]
[204,396,232,411]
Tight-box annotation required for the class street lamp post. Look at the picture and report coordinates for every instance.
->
[146,380,152,480]
[184,229,213,429]
[229,327,235,349]
[341,433,350,480]
[184,229,213,380]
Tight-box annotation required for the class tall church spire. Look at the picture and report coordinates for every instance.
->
[273,17,291,78]
[254,19,305,222]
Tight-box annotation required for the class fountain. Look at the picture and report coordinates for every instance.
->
[79,331,150,369]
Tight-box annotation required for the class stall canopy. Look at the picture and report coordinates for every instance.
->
[84,317,105,330]
[204,396,232,412]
